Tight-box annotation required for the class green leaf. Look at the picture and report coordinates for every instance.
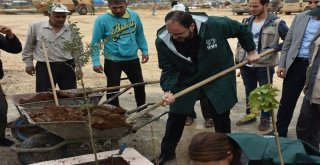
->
[248,83,280,113]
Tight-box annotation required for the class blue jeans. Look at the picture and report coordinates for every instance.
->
[240,66,275,119]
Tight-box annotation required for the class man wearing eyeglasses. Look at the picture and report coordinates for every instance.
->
[266,0,320,137]
[22,3,78,92]
[91,0,148,108]
[154,11,259,165]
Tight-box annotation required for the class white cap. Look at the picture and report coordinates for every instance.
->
[172,4,188,12]
[49,3,70,13]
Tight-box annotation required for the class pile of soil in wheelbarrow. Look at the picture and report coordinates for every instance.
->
[28,105,132,130]
[19,91,83,104]
[77,157,130,165]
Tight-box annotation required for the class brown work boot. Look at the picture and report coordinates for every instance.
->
[236,114,257,126]
[258,118,270,131]
[185,117,194,126]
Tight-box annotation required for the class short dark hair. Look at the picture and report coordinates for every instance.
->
[260,0,270,5]
[165,11,194,28]
[108,0,126,5]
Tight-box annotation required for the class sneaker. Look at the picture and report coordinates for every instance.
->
[0,138,14,147]
[204,118,214,128]
[258,118,270,131]
[236,114,257,126]
[185,117,194,126]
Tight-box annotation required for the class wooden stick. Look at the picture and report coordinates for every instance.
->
[89,80,160,93]
[126,49,275,122]
[41,40,59,106]
[59,80,160,97]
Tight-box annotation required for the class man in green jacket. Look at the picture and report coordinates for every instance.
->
[154,11,259,165]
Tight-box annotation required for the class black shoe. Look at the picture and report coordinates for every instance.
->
[152,154,176,165]
[0,138,14,147]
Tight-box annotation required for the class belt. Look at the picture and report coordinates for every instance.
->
[38,59,74,65]
[295,57,309,61]
[295,57,309,65]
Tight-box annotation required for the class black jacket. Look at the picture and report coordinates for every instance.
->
[0,34,22,53]
[0,33,22,79]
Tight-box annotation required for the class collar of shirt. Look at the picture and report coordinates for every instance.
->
[107,10,130,18]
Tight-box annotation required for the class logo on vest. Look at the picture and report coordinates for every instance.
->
[206,38,217,50]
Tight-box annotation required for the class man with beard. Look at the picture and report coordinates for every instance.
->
[235,0,288,131]
[90,0,148,108]
[154,11,259,165]
[22,3,78,92]
[0,25,22,146]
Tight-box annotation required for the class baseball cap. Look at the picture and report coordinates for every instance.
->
[308,4,320,16]
[48,3,70,13]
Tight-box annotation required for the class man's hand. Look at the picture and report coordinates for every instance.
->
[25,66,35,76]
[276,67,286,79]
[93,65,103,73]
[162,91,175,106]
[141,55,149,64]
[0,25,14,39]
[247,51,260,64]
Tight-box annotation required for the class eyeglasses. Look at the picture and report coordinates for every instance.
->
[308,1,319,4]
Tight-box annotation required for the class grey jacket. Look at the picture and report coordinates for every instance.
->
[279,11,320,73]
[305,35,320,104]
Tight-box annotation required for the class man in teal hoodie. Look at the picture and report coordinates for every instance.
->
[91,0,148,107]
[154,11,260,165]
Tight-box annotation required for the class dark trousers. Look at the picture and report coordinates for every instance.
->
[296,98,320,150]
[104,59,145,107]
[35,60,76,92]
[160,98,231,157]
[189,98,212,119]
[240,66,274,119]
[276,58,308,137]
[0,84,8,138]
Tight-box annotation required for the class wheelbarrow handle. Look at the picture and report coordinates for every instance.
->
[81,80,160,95]
[126,49,275,123]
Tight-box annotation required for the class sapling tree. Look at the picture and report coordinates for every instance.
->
[62,18,103,165]
[248,83,284,165]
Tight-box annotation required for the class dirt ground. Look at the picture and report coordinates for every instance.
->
[0,8,303,165]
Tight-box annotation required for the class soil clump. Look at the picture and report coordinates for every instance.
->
[28,105,132,130]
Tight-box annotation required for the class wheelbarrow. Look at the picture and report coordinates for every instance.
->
[9,80,159,142]
[11,103,168,165]
[9,92,105,142]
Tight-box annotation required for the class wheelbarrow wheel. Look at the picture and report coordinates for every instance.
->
[11,115,46,142]
[17,132,67,165]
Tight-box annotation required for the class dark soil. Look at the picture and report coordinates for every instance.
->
[18,92,72,104]
[28,105,132,130]
[77,157,130,165]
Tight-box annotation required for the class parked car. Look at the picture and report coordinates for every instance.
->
[282,0,309,15]
[34,0,93,15]
[231,0,250,15]
[11,0,30,6]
